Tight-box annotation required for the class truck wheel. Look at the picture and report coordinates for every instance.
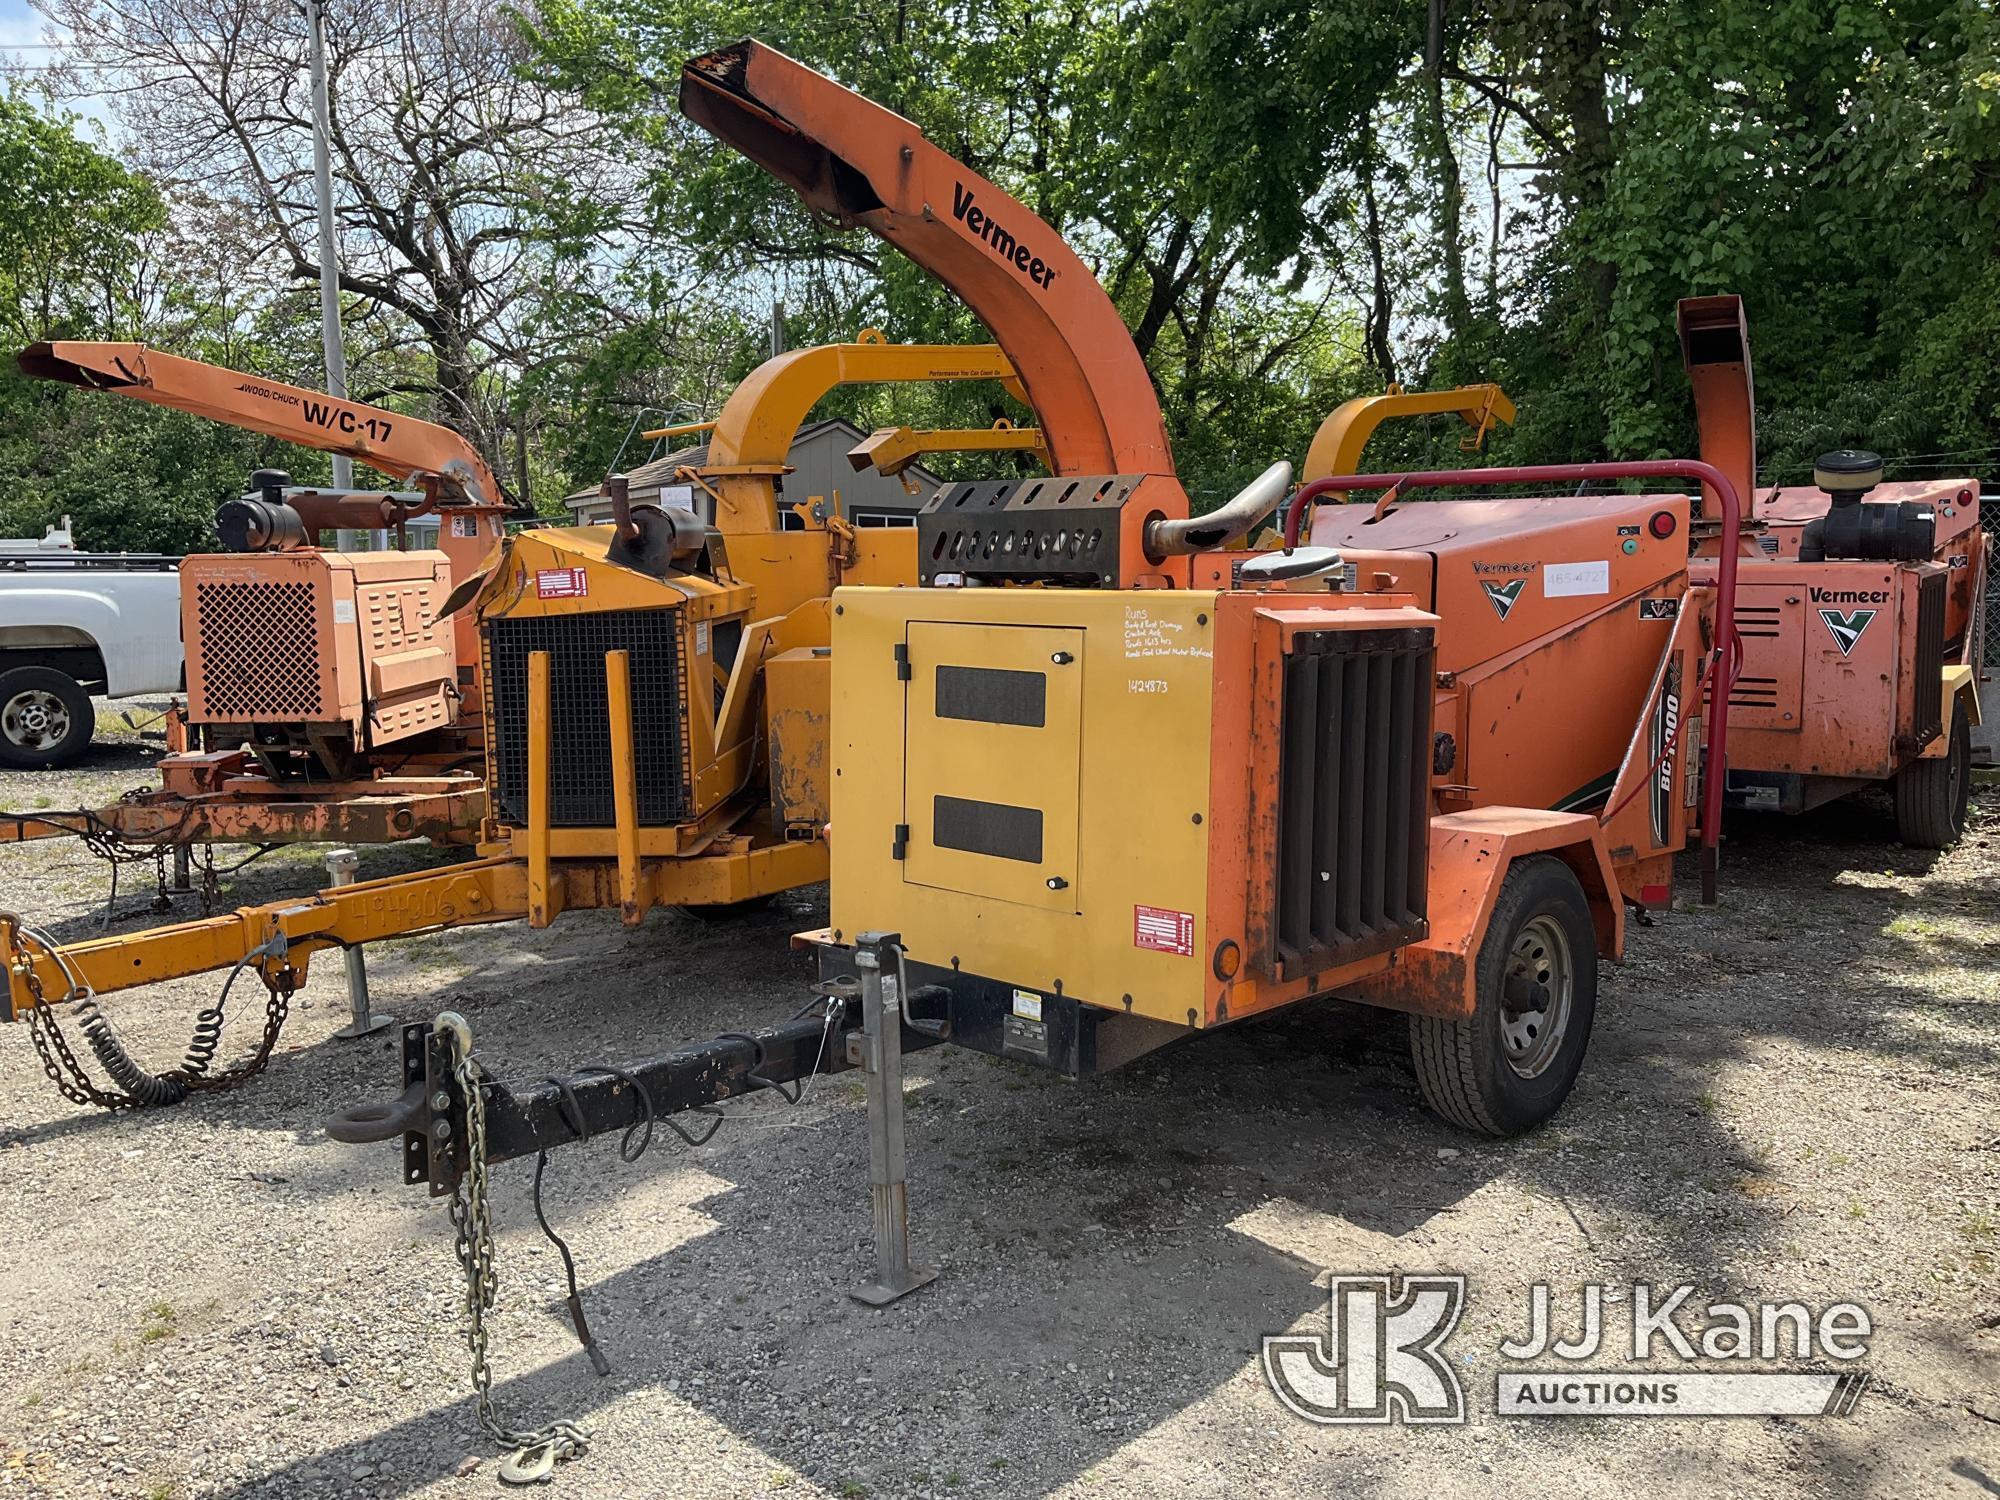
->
[1409,855,1597,1136]
[0,666,94,769]
[1893,700,1970,850]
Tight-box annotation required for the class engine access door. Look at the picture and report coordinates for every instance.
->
[902,622,1083,912]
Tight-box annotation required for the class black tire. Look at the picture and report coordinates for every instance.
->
[1409,854,1597,1136]
[1893,699,1970,850]
[0,665,94,769]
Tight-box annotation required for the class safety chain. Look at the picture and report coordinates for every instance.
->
[8,922,295,1112]
[443,1023,593,1485]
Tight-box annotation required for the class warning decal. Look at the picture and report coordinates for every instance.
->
[535,567,588,599]
[1134,904,1195,957]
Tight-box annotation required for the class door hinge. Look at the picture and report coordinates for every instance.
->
[894,642,911,681]
[892,823,909,859]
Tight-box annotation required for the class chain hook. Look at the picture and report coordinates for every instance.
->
[441,1011,593,1479]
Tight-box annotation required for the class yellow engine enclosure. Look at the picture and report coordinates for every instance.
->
[830,586,1222,1028]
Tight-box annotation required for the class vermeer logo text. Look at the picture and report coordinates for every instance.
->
[951,184,1059,288]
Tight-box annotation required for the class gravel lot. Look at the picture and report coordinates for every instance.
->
[1,708,1996,1499]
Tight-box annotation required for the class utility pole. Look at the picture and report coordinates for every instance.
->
[305,0,358,547]
[771,299,786,359]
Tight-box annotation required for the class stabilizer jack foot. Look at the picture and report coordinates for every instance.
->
[846,931,937,1308]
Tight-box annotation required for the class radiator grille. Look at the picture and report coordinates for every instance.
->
[1912,568,1946,745]
[191,579,324,717]
[485,608,692,827]
[1266,627,1433,980]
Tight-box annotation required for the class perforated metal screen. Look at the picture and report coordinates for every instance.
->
[484,608,693,827]
[191,579,325,718]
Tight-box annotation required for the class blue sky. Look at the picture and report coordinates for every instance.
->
[1,0,45,51]
[3,0,123,138]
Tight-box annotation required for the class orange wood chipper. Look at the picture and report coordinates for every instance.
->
[300,44,1755,1478]
[1674,295,1984,848]
[2,344,508,855]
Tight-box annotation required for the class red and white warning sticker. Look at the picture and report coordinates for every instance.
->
[1134,904,1195,956]
[535,566,588,599]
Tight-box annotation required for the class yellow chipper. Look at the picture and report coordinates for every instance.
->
[1,332,1047,1109]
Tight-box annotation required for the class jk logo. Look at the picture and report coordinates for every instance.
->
[1482,579,1526,621]
[1819,608,1876,656]
[1263,1273,1468,1424]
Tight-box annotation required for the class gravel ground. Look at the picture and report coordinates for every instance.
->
[0,707,1996,1499]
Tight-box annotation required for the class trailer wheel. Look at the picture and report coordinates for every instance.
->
[1893,700,1970,850]
[1408,855,1597,1136]
[0,666,94,769]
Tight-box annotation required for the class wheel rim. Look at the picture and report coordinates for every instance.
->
[2,689,71,752]
[1500,914,1572,1079]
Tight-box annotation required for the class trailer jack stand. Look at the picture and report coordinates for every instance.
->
[323,849,394,1040]
[847,932,937,1307]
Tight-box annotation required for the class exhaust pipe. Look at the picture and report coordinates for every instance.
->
[1146,461,1292,558]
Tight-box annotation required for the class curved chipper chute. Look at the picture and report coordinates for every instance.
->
[1300,382,1516,488]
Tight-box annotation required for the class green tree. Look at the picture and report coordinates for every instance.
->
[0,90,164,344]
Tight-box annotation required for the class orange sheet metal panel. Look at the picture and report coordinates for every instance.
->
[181,549,457,751]
[181,552,346,728]
[765,646,831,835]
[1340,808,1623,1022]
[1312,493,1694,818]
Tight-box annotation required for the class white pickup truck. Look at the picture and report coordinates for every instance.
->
[0,522,183,767]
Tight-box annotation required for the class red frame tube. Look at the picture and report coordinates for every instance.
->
[1284,461,1742,904]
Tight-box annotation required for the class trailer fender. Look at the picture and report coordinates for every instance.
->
[1342,808,1622,1022]
[1919,665,1981,758]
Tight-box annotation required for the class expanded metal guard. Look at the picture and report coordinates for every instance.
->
[484,608,694,828]
[190,579,325,718]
